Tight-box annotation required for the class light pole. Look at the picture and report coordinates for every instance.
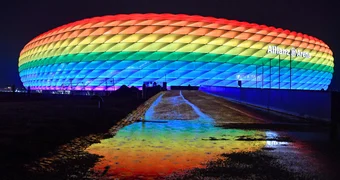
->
[269,58,272,89]
[262,60,264,89]
[290,52,292,89]
[256,65,258,88]
[278,54,281,89]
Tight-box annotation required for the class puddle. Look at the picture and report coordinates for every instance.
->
[86,121,267,178]
[85,91,291,178]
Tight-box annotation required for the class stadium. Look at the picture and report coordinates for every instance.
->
[18,13,334,91]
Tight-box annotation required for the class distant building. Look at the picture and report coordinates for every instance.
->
[0,86,12,92]
[18,14,334,91]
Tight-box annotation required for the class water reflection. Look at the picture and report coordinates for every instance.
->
[86,91,270,178]
[265,131,290,147]
[86,120,266,178]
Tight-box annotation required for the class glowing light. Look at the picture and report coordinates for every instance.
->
[86,90,266,178]
[86,121,266,178]
[18,14,334,90]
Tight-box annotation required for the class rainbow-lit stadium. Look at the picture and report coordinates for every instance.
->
[18,13,334,91]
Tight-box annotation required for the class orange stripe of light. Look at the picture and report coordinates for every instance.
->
[21,15,331,55]
[25,14,328,48]
[20,26,332,58]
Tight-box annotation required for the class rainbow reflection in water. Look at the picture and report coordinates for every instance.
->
[86,119,266,178]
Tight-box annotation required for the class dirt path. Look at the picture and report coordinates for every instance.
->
[181,90,261,124]
[146,90,199,120]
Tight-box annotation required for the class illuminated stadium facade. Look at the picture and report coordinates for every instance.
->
[18,14,334,91]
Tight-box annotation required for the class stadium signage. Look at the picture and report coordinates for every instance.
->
[267,45,311,58]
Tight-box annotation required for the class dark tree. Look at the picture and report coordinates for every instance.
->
[11,84,16,95]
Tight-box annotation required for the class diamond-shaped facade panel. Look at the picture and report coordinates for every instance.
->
[18,14,334,91]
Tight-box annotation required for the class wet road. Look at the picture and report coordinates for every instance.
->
[86,90,339,179]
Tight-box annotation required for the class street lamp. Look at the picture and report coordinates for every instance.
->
[278,54,281,89]
[290,51,292,90]
[269,58,272,89]
[262,60,264,89]
[256,64,258,88]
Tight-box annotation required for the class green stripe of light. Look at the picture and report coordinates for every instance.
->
[18,51,334,73]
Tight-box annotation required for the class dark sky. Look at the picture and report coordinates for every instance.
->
[1,0,339,89]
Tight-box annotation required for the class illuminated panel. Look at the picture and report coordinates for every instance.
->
[18,14,334,90]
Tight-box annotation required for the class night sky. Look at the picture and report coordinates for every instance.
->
[1,0,339,89]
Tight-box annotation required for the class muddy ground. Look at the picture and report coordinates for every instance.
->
[0,92,147,180]
[1,90,339,180]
